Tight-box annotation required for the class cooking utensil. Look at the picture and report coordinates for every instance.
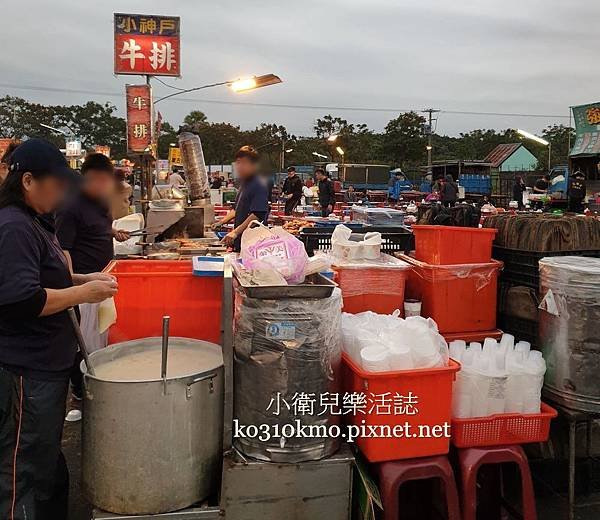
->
[68,307,95,376]
[126,226,168,237]
[161,316,170,394]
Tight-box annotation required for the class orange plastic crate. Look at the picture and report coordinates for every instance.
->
[334,265,409,315]
[451,403,557,448]
[105,260,223,344]
[413,225,497,265]
[399,255,502,334]
[342,353,460,463]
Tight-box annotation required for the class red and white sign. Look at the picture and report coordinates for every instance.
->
[114,13,181,77]
[126,84,153,153]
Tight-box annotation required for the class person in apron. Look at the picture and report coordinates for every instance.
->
[0,139,118,520]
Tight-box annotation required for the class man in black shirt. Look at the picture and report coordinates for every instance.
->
[568,171,587,213]
[316,168,336,217]
[57,153,128,406]
[282,166,303,215]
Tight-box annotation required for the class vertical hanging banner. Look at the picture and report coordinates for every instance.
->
[126,84,153,153]
[114,13,181,76]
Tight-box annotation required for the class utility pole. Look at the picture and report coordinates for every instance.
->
[422,108,440,174]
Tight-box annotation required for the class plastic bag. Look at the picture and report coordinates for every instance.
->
[331,224,382,261]
[241,221,309,284]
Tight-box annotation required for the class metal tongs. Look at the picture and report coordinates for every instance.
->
[124,226,167,237]
[68,307,95,376]
[161,316,170,395]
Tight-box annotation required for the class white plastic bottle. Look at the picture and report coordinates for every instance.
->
[521,350,546,413]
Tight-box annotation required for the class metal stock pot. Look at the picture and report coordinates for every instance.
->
[81,337,224,515]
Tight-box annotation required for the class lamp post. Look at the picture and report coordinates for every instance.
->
[154,73,282,104]
[517,128,551,171]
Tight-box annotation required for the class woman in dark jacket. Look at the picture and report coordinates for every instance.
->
[441,174,458,207]
[0,139,117,520]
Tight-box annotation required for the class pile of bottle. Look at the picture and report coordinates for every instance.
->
[450,334,546,418]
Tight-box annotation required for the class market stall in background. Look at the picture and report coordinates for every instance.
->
[75,108,600,520]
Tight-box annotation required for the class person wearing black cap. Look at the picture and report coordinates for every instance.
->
[56,153,129,415]
[0,139,118,520]
[282,166,303,215]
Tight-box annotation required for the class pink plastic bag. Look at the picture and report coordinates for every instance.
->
[241,221,308,284]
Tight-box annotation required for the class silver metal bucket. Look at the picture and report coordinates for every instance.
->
[539,256,600,412]
[82,337,224,515]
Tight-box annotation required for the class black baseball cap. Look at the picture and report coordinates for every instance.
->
[287,166,296,173]
[9,138,79,181]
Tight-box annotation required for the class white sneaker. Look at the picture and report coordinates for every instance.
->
[65,409,82,422]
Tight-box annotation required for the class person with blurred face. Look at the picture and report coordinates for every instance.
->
[0,139,118,519]
[56,153,129,414]
[215,146,269,251]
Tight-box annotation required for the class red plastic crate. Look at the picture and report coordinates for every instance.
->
[412,225,497,265]
[399,254,502,334]
[105,260,223,344]
[451,403,557,448]
[342,353,460,463]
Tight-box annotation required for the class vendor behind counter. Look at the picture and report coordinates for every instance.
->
[214,145,269,252]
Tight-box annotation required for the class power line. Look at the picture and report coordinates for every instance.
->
[0,81,572,119]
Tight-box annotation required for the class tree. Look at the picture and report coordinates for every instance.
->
[0,96,127,156]
[182,110,208,129]
[314,115,354,139]
[542,124,575,168]
[382,112,427,168]
[157,121,178,158]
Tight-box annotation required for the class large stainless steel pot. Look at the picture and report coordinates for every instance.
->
[82,337,224,515]
[539,256,600,412]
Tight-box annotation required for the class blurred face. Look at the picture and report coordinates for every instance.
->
[235,157,257,179]
[22,173,69,214]
[288,170,295,177]
[83,170,116,202]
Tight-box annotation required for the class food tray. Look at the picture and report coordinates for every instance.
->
[451,403,557,448]
[234,272,337,299]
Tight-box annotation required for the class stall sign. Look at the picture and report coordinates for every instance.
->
[114,13,181,76]
[94,145,111,158]
[126,84,153,154]
[570,102,600,156]
[168,146,182,166]
[66,140,82,157]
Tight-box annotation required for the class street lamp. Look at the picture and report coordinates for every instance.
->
[336,146,345,156]
[327,134,339,143]
[155,73,282,104]
[517,128,551,171]
[312,152,328,160]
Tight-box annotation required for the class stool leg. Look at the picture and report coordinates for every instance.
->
[515,455,537,520]
[568,420,576,520]
[459,459,479,520]
[441,471,461,520]
[379,474,402,520]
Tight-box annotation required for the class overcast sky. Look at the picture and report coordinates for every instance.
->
[2,0,598,136]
